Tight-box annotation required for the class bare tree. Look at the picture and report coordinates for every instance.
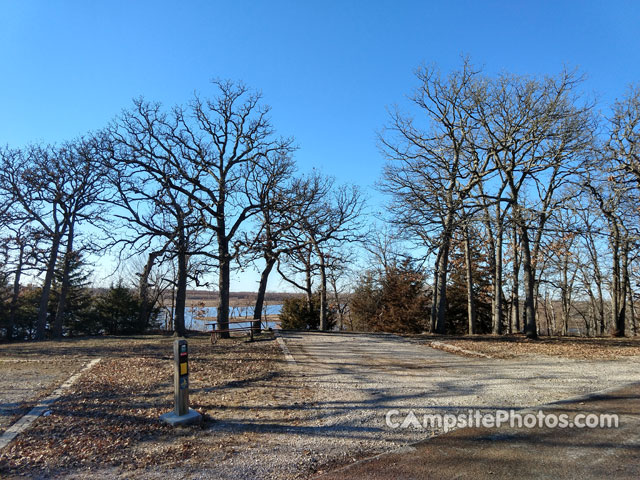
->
[0,145,80,340]
[584,164,636,337]
[380,61,489,334]
[277,177,364,330]
[50,139,108,338]
[602,85,640,337]
[183,82,295,336]
[299,183,363,330]
[248,171,332,332]
[102,118,208,337]
[105,81,295,337]
[473,69,593,338]
[609,85,640,186]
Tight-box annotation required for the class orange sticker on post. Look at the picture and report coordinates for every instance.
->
[180,362,188,376]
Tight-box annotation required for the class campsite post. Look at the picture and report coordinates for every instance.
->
[160,338,202,426]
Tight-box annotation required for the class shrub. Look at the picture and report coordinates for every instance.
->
[279,294,336,330]
[94,282,148,335]
[349,260,430,333]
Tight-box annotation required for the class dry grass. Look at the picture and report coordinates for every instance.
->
[413,334,640,360]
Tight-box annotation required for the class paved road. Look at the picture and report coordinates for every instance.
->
[278,331,640,478]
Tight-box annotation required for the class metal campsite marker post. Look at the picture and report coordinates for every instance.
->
[160,339,202,426]
[175,339,189,415]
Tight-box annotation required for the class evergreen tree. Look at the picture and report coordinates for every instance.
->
[48,252,96,336]
[94,281,148,335]
[376,260,430,333]
[446,229,493,334]
[349,260,430,334]
[349,271,381,331]
[12,287,41,340]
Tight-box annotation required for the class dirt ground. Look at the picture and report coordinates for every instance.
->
[0,334,318,479]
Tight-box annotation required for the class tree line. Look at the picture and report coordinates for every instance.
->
[0,80,362,341]
[358,60,639,339]
[1,62,639,341]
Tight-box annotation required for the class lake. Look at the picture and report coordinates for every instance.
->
[184,304,282,331]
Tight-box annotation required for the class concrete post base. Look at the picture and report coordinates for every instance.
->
[159,408,202,426]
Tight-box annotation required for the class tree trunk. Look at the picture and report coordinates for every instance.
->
[218,254,231,339]
[35,233,63,340]
[627,271,637,336]
[53,221,75,339]
[610,229,625,337]
[139,250,161,329]
[596,279,605,336]
[435,239,450,334]
[493,221,503,335]
[548,292,557,335]
[543,291,552,335]
[303,249,313,312]
[174,246,188,337]
[463,226,476,334]
[331,280,345,331]
[520,226,537,339]
[586,290,597,336]
[430,248,441,333]
[561,253,570,336]
[534,276,541,336]
[7,241,25,341]
[511,225,520,333]
[253,256,276,333]
[318,251,328,330]
[617,238,629,337]
[588,238,606,336]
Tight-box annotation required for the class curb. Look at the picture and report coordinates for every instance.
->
[274,331,297,366]
[428,340,493,358]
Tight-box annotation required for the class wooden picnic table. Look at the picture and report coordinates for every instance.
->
[206,320,260,344]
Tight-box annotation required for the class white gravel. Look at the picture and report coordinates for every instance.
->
[291,332,640,474]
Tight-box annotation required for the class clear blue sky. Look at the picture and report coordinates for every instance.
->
[1,0,639,290]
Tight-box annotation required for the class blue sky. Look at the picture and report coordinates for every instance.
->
[1,0,639,290]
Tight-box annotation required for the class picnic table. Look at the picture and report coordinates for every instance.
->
[206,320,259,344]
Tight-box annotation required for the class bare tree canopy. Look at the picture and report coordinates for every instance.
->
[104,80,296,336]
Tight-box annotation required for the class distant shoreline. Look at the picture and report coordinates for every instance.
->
[183,291,302,308]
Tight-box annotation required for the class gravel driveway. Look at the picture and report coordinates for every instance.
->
[275,331,640,475]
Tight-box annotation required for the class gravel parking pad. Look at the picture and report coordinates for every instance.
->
[0,358,82,435]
